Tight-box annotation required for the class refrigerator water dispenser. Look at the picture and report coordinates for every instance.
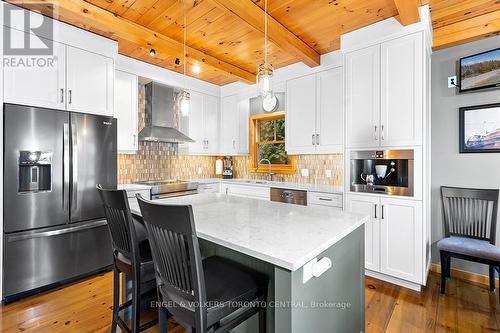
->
[18,150,52,193]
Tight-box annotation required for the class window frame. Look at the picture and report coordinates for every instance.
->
[249,111,296,174]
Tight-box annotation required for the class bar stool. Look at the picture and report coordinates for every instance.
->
[136,194,268,333]
[96,185,157,333]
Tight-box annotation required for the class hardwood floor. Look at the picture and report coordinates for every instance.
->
[1,271,500,332]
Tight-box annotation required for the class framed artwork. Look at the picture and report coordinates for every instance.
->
[459,47,500,93]
[459,103,500,153]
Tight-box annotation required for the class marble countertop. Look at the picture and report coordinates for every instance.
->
[118,184,152,191]
[129,193,367,271]
[189,178,343,194]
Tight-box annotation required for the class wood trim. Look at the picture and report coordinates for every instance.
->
[249,111,296,175]
[6,0,256,84]
[432,10,500,50]
[210,0,320,67]
[393,0,420,26]
[431,263,498,287]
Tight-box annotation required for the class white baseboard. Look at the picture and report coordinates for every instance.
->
[365,270,422,292]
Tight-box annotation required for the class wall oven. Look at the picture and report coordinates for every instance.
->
[350,150,414,197]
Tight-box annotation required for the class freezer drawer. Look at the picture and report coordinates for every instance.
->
[3,220,112,300]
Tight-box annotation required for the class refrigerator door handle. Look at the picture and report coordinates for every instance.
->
[6,220,108,242]
[71,123,78,212]
[63,123,70,211]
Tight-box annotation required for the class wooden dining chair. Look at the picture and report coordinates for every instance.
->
[438,186,500,299]
[96,185,157,333]
[136,194,269,333]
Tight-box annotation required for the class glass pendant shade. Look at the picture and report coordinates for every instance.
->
[257,62,274,97]
[179,90,190,116]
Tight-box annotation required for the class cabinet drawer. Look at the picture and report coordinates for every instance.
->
[198,183,220,193]
[124,189,150,200]
[308,192,343,208]
[222,184,270,200]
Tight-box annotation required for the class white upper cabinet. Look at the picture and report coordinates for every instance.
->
[114,70,138,153]
[4,28,66,110]
[286,73,317,154]
[286,67,344,155]
[237,98,250,155]
[380,33,423,147]
[346,32,423,148]
[345,194,380,272]
[204,95,219,154]
[345,44,380,148]
[66,46,114,116]
[379,197,423,283]
[220,95,239,155]
[316,67,344,153]
[182,92,219,155]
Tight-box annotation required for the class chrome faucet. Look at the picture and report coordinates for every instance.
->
[258,158,274,181]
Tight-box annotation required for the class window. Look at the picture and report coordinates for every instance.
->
[249,111,296,174]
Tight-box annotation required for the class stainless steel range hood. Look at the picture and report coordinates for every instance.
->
[138,82,194,143]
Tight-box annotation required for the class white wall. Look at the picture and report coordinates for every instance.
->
[431,35,500,275]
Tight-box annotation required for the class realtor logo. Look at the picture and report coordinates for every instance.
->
[4,5,53,55]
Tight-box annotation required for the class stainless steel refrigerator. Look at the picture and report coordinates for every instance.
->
[3,104,116,301]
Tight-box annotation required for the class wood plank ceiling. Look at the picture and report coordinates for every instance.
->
[5,0,500,86]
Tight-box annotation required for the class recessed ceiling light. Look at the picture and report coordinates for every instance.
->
[149,49,156,57]
[192,64,201,74]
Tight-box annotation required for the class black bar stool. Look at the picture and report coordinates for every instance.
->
[136,194,268,333]
[96,185,157,333]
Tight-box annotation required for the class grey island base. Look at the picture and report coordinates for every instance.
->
[128,193,367,333]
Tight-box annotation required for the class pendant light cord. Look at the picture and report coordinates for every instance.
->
[183,0,187,88]
[264,0,268,66]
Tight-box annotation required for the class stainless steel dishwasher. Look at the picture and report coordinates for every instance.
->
[270,187,307,206]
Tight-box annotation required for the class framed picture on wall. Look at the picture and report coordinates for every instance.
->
[460,103,500,153]
[459,47,500,93]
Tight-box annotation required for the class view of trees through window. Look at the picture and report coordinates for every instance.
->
[257,117,288,165]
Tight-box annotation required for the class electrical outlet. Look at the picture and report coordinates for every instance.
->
[325,169,332,178]
[301,168,309,177]
[448,76,457,88]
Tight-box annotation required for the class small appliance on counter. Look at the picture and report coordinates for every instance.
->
[215,156,224,178]
[223,156,233,179]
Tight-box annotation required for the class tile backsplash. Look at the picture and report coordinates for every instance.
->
[117,83,343,185]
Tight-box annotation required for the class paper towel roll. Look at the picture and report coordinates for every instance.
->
[215,159,223,175]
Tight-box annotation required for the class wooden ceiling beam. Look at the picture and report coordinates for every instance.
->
[6,0,255,84]
[393,0,420,26]
[433,9,500,50]
[210,0,320,67]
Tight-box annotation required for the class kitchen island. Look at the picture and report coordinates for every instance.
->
[129,193,368,333]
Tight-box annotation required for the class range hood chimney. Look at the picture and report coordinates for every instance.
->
[138,82,194,143]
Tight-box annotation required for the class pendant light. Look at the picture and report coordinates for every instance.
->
[257,0,274,98]
[179,0,190,116]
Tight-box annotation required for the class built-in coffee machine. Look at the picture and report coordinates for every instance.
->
[223,156,233,179]
[350,150,414,196]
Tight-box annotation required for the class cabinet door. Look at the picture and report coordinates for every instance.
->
[220,95,239,155]
[114,70,138,153]
[4,28,66,109]
[187,92,205,154]
[316,67,344,153]
[345,45,380,148]
[203,95,219,154]
[237,98,250,155]
[286,74,316,154]
[380,33,423,147]
[66,46,113,116]
[345,194,380,272]
[379,198,423,283]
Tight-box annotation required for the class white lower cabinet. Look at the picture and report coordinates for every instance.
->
[346,194,423,284]
[220,183,270,200]
[197,183,220,193]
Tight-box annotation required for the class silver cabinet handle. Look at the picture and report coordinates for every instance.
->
[374,125,378,140]
[60,88,64,103]
[374,204,378,219]
[316,134,320,145]
[312,134,315,145]
[381,125,385,141]
[68,90,72,104]
[381,205,385,219]
[233,140,236,149]
[133,134,136,147]
[318,197,332,201]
